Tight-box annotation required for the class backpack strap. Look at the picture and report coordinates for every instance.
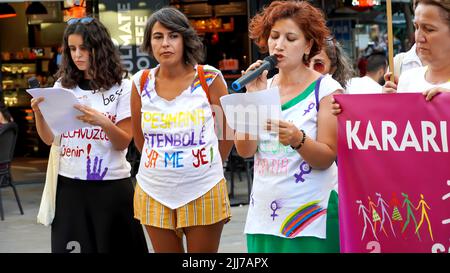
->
[314,75,324,112]
[197,65,212,104]
[139,69,151,95]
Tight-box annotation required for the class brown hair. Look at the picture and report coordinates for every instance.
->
[249,0,330,65]
[141,7,204,65]
[56,17,127,91]
[416,0,450,27]
[323,37,355,88]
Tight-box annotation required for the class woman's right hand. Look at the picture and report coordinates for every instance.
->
[331,96,342,115]
[31,97,44,115]
[382,72,398,94]
[242,60,269,93]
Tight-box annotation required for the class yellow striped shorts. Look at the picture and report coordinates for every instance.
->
[134,179,232,237]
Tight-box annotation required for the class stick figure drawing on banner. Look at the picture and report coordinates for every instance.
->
[442,180,450,226]
[357,200,378,241]
[376,193,396,238]
[368,196,388,237]
[401,193,421,241]
[390,192,405,239]
[415,194,434,241]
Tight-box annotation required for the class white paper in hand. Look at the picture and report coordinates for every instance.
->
[219,87,281,136]
[27,87,93,135]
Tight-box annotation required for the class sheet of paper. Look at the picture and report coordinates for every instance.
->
[26,87,93,135]
[220,87,281,135]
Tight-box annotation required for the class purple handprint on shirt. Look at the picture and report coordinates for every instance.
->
[86,156,108,180]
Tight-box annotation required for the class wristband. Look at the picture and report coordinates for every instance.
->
[291,129,306,150]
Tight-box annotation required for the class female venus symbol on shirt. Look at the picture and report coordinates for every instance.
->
[294,161,312,183]
[270,200,281,221]
[303,102,315,116]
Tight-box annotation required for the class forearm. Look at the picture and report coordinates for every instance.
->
[234,132,257,158]
[131,114,144,153]
[295,135,336,169]
[219,139,234,162]
[133,132,144,154]
[34,112,54,145]
[101,120,132,150]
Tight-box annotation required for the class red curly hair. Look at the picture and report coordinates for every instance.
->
[249,0,330,65]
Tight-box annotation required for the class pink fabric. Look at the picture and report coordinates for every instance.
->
[335,93,450,253]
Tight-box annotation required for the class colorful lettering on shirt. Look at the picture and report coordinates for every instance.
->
[144,130,207,149]
[62,128,110,141]
[164,151,184,168]
[142,109,206,129]
[144,148,159,168]
[192,147,209,168]
[61,145,85,158]
[254,158,289,176]
[258,140,295,154]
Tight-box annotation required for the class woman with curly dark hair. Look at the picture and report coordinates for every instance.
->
[234,0,342,253]
[309,37,355,89]
[30,17,148,253]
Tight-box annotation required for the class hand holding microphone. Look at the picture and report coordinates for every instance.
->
[232,55,277,92]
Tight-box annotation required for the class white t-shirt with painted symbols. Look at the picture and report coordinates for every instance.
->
[132,65,225,209]
[244,74,341,239]
[55,79,132,181]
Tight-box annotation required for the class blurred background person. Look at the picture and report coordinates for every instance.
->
[347,52,387,94]
[383,0,450,98]
[309,36,355,89]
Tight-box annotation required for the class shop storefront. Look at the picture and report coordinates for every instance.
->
[0,0,413,157]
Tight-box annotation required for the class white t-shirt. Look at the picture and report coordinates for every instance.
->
[56,79,132,180]
[398,66,450,93]
[346,76,382,94]
[132,65,225,209]
[244,74,341,239]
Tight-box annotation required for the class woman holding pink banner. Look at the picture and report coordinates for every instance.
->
[234,1,343,253]
[333,0,450,115]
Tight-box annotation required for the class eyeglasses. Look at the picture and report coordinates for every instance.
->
[67,17,94,25]
[312,61,326,73]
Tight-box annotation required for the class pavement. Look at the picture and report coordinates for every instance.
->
[0,157,251,253]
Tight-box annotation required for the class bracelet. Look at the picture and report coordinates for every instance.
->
[291,129,306,150]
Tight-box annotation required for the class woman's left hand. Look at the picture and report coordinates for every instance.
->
[423,87,450,101]
[74,104,111,128]
[267,119,302,147]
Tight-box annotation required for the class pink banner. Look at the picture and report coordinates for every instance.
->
[335,93,450,253]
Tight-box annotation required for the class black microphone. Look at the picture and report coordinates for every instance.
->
[28,76,40,89]
[231,55,277,91]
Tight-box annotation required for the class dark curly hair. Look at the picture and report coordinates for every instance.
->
[141,7,204,65]
[249,0,330,65]
[323,37,355,88]
[56,17,127,91]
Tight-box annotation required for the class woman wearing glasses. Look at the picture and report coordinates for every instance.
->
[235,1,343,252]
[308,37,354,89]
[31,17,148,253]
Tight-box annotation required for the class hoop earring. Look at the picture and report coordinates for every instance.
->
[303,53,309,62]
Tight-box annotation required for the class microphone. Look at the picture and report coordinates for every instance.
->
[28,76,40,89]
[231,55,277,92]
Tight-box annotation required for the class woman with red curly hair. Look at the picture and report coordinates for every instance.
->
[234,1,343,252]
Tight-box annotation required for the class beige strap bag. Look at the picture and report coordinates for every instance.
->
[37,135,61,226]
